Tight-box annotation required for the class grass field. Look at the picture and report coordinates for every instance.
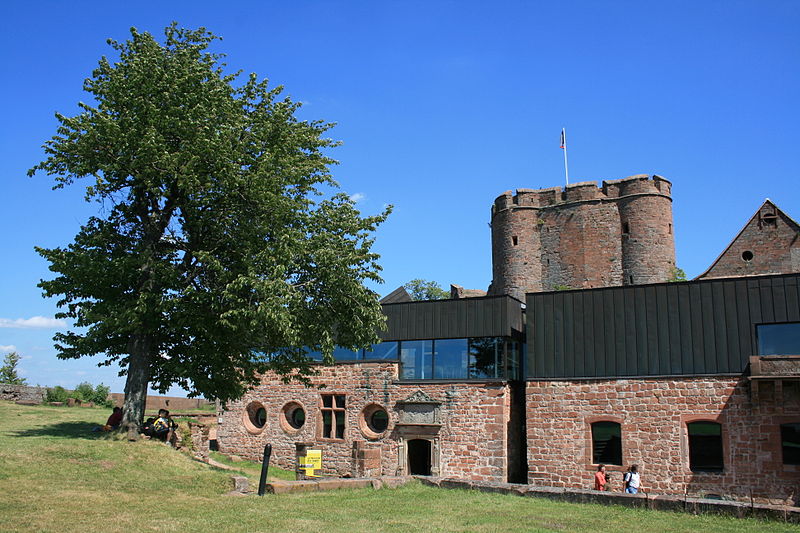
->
[0,401,797,533]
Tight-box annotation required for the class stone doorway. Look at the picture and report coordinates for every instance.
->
[407,438,432,475]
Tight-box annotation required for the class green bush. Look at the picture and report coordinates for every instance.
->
[72,381,112,407]
[45,386,69,403]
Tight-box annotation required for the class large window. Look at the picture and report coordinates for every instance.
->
[400,340,433,379]
[591,421,622,465]
[320,394,346,440]
[305,342,400,362]
[687,421,724,472]
[757,323,800,355]
[781,423,800,465]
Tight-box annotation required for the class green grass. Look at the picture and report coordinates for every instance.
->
[0,401,797,533]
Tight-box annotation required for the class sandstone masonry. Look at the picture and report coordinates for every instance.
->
[490,175,675,299]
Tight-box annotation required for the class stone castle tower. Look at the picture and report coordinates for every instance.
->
[489,174,676,300]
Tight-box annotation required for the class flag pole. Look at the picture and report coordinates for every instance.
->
[561,128,569,185]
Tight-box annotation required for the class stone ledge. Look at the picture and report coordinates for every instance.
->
[418,477,800,522]
[264,476,412,495]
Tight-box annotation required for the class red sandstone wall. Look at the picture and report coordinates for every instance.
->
[700,203,800,279]
[526,377,800,504]
[218,362,512,482]
[490,176,675,298]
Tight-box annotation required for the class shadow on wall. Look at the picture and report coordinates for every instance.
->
[683,376,800,505]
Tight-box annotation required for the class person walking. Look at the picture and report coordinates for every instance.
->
[624,464,641,494]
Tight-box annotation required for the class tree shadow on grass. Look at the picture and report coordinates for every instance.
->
[12,421,112,440]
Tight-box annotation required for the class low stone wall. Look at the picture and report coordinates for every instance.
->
[0,384,46,404]
[109,393,213,411]
[421,477,800,523]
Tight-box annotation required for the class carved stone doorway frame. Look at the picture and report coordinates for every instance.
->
[394,390,442,476]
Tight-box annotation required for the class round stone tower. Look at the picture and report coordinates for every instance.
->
[614,175,675,285]
[489,175,676,299]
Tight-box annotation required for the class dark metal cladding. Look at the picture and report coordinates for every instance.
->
[526,272,800,379]
[380,295,525,341]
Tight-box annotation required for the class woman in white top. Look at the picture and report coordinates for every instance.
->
[624,464,641,494]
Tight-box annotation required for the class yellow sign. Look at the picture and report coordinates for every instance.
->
[300,449,322,477]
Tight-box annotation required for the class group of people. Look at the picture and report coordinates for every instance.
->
[593,464,641,494]
[95,406,177,447]
[142,409,178,446]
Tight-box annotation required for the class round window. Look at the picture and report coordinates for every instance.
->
[369,409,389,433]
[359,403,390,439]
[742,250,754,262]
[243,401,267,434]
[280,401,306,433]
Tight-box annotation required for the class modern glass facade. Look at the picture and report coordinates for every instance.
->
[305,337,520,380]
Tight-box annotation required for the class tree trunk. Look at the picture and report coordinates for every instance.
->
[122,333,153,440]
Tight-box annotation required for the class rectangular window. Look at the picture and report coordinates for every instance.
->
[757,323,800,355]
[434,339,469,379]
[591,421,622,465]
[320,394,346,439]
[781,423,800,465]
[364,341,399,360]
[469,337,503,378]
[400,340,433,379]
[687,421,724,472]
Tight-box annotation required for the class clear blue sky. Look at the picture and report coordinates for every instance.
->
[1,1,798,395]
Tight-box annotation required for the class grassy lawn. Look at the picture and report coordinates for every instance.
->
[0,401,797,533]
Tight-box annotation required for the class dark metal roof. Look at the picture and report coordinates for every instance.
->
[526,272,800,379]
[380,295,525,341]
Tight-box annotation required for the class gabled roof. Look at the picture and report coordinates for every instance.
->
[695,199,800,279]
[379,286,413,304]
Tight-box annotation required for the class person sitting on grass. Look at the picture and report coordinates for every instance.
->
[143,409,177,447]
[93,406,123,432]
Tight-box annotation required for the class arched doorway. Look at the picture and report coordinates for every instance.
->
[407,438,432,475]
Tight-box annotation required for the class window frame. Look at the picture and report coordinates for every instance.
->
[319,393,347,441]
[681,414,727,474]
[589,419,623,466]
[686,420,724,472]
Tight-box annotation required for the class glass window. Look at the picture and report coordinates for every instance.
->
[434,339,469,379]
[332,347,361,361]
[320,394,346,440]
[283,403,305,430]
[469,337,503,378]
[400,340,433,379]
[687,421,724,472]
[781,423,800,465]
[369,409,389,433]
[757,323,800,355]
[591,421,622,465]
[364,341,399,360]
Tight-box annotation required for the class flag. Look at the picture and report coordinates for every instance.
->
[560,128,566,149]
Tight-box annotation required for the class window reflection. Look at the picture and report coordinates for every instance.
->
[434,339,469,379]
[758,323,800,355]
[401,340,433,379]
[364,342,399,360]
[469,337,502,378]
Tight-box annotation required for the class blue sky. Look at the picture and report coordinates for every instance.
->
[1,1,798,395]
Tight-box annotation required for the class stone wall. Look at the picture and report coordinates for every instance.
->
[109,393,212,412]
[699,201,800,279]
[0,384,46,403]
[218,362,512,483]
[526,376,800,504]
[490,175,675,299]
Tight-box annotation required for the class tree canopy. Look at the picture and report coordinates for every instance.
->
[28,24,390,430]
[403,279,449,300]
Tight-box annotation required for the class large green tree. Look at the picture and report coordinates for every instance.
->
[29,24,389,433]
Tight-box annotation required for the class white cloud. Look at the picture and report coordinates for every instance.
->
[0,316,67,329]
[0,345,17,352]
[349,192,366,204]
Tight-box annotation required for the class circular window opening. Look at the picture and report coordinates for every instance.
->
[369,409,389,433]
[359,403,390,439]
[280,401,306,433]
[742,250,754,262]
[243,401,267,434]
